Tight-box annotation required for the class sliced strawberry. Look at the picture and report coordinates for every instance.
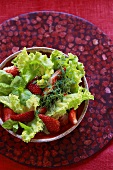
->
[27,79,42,95]
[11,111,34,122]
[38,107,47,114]
[50,68,66,85]
[59,114,69,126]
[69,109,77,125]
[42,68,66,96]
[3,66,19,77]
[38,114,60,133]
[50,69,62,85]
[3,107,16,122]
[0,104,4,119]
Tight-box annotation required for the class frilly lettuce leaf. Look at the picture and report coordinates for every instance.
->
[19,116,44,143]
[19,89,33,105]
[10,76,40,109]
[0,96,11,107]
[10,76,26,90]
[2,116,44,143]
[31,51,54,87]
[6,94,27,113]
[46,87,94,119]
[12,48,30,73]
[0,93,40,113]
[46,93,82,119]
[37,69,54,88]
[19,123,35,143]
[0,83,12,96]
[66,53,85,80]
[0,70,14,95]
[0,70,13,84]
[50,50,69,70]
[26,94,40,111]
[9,93,40,113]
[80,87,94,101]
[12,48,54,85]
[50,51,85,92]
[2,119,19,133]
[65,53,85,92]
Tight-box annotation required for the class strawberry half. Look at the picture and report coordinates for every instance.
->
[59,114,69,126]
[38,107,47,114]
[42,68,66,96]
[50,69,62,85]
[27,79,42,95]
[69,109,77,125]
[50,68,66,85]
[3,107,16,122]
[38,114,60,133]
[0,104,4,119]
[3,66,19,77]
[11,111,34,122]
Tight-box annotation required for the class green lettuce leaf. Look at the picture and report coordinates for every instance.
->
[19,89,33,106]
[50,51,85,92]
[0,83,12,95]
[65,53,85,92]
[19,116,44,143]
[0,96,10,107]
[37,68,54,88]
[46,87,94,119]
[50,50,69,70]
[10,76,26,90]
[2,117,44,143]
[0,70,13,96]
[80,87,94,101]
[0,93,40,113]
[8,94,27,113]
[2,119,19,133]
[12,48,54,85]
[0,70,13,84]
[26,94,40,111]
[12,47,30,73]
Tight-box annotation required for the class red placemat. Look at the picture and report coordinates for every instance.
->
[0,0,113,41]
[0,11,113,168]
[0,1,113,170]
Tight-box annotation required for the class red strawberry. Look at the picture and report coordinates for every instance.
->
[0,104,4,119]
[69,109,77,125]
[3,107,16,122]
[42,68,66,96]
[50,69,62,85]
[11,111,34,122]
[27,80,42,95]
[38,114,60,133]
[59,114,69,126]
[38,107,47,114]
[50,68,66,85]
[3,66,19,77]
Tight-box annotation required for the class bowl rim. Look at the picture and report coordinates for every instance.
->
[0,47,89,143]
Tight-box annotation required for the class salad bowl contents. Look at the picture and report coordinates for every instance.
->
[0,47,94,143]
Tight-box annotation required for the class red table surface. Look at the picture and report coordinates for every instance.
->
[0,0,113,170]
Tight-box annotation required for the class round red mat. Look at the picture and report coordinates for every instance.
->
[0,11,113,168]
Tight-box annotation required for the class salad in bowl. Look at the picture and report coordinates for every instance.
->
[0,47,94,143]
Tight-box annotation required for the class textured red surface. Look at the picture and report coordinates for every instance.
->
[0,1,113,170]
